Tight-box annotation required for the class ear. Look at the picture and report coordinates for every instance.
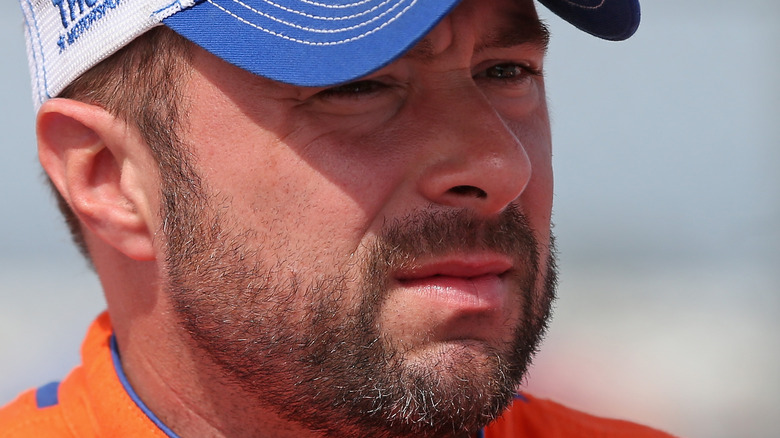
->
[37,98,158,261]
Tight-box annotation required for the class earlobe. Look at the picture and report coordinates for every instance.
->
[37,98,157,261]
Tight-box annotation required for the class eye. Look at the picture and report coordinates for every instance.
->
[473,61,544,111]
[308,78,403,117]
[475,63,541,83]
[316,80,389,100]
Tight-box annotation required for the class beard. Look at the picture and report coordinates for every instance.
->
[163,186,557,437]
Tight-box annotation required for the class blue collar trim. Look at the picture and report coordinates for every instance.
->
[35,381,61,409]
[110,334,499,437]
[109,334,181,438]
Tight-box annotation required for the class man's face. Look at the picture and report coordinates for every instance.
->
[160,0,555,435]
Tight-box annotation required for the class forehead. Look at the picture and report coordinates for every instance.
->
[405,0,548,60]
[185,0,546,97]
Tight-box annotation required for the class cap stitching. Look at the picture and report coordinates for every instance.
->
[153,0,192,19]
[560,0,606,10]
[258,0,394,21]
[225,0,406,33]
[207,0,417,44]
[294,0,374,9]
[21,0,50,102]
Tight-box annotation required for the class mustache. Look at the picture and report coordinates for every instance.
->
[367,205,541,278]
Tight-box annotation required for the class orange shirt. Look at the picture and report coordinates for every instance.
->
[0,313,676,437]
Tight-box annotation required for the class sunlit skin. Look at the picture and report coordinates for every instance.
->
[36,0,555,435]
[172,0,553,356]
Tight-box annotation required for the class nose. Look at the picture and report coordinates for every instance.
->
[415,87,533,216]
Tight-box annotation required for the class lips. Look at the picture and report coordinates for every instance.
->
[394,254,513,310]
[395,254,512,280]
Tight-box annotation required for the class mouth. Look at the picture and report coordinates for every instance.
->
[393,254,513,310]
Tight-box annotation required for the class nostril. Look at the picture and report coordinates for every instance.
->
[448,185,487,199]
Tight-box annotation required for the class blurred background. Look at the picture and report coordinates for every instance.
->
[1,1,778,437]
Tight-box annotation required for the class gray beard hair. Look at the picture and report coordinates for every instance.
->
[165,201,557,438]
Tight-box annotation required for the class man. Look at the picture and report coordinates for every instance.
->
[1,0,674,436]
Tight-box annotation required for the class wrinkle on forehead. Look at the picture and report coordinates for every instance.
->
[403,2,548,63]
[476,15,551,53]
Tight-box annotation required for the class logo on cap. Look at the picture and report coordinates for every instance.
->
[51,0,121,52]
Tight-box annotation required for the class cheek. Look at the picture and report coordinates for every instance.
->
[509,109,553,240]
[180,61,405,266]
[187,130,394,271]
[269,125,413,232]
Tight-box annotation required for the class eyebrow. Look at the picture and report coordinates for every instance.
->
[406,14,550,61]
[475,16,551,53]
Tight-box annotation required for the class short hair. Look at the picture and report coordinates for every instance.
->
[52,26,194,264]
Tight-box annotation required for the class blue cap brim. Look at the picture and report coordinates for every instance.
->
[164,0,462,87]
[538,0,640,41]
[164,0,640,87]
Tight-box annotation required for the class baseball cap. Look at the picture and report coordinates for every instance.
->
[20,0,640,109]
